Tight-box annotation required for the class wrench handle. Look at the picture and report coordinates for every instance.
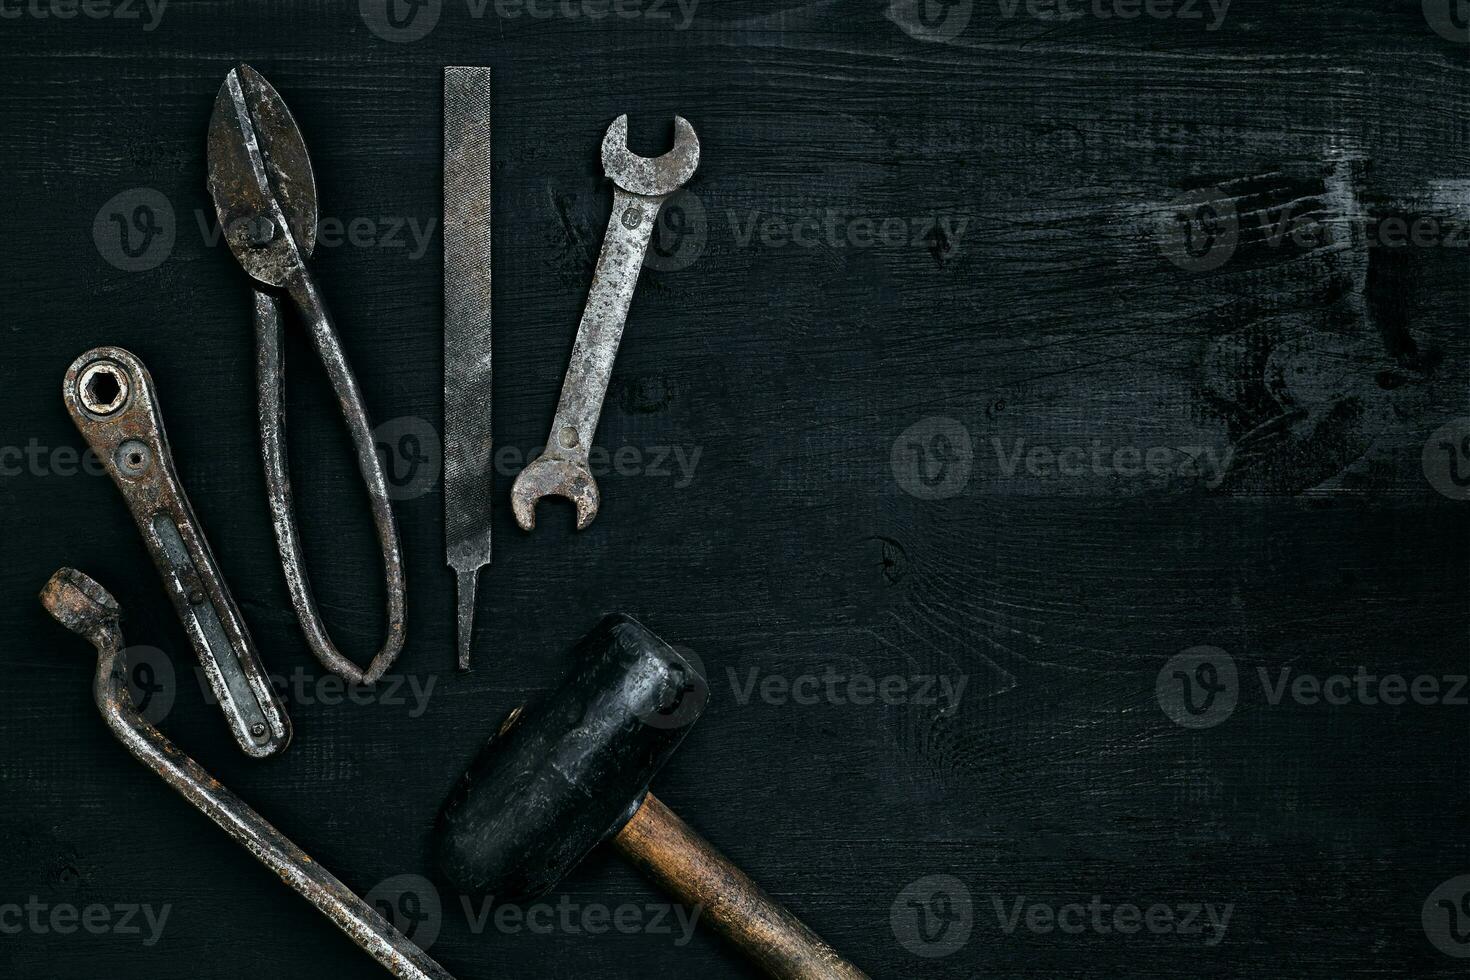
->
[40,569,457,980]
[543,186,667,461]
[62,348,291,758]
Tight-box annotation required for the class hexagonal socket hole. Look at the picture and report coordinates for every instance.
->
[79,363,129,416]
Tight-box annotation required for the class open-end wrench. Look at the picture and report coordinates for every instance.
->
[39,568,456,980]
[510,114,699,531]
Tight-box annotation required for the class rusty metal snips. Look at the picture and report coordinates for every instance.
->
[206,64,406,685]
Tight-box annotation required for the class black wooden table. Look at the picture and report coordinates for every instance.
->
[3,2,1467,977]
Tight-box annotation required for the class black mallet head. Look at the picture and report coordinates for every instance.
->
[434,614,708,901]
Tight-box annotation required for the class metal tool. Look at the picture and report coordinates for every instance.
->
[62,348,291,759]
[39,568,454,980]
[207,64,406,686]
[509,115,700,531]
[435,616,870,980]
[443,67,495,673]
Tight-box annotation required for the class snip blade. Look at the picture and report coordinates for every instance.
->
[443,67,494,672]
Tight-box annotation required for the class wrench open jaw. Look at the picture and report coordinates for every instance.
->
[511,114,700,532]
[510,452,599,531]
[600,113,700,196]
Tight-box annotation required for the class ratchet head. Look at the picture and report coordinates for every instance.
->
[509,455,600,532]
[600,114,700,197]
[207,63,320,287]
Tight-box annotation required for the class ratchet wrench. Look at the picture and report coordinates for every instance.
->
[510,114,700,531]
[62,347,291,758]
[207,64,406,685]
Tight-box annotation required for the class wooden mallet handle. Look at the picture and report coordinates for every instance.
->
[613,793,871,980]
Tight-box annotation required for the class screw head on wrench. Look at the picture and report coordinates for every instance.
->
[511,115,699,532]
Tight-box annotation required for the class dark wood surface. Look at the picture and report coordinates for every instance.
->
[2,2,1467,978]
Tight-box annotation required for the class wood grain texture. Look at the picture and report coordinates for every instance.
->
[1,1,1466,978]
